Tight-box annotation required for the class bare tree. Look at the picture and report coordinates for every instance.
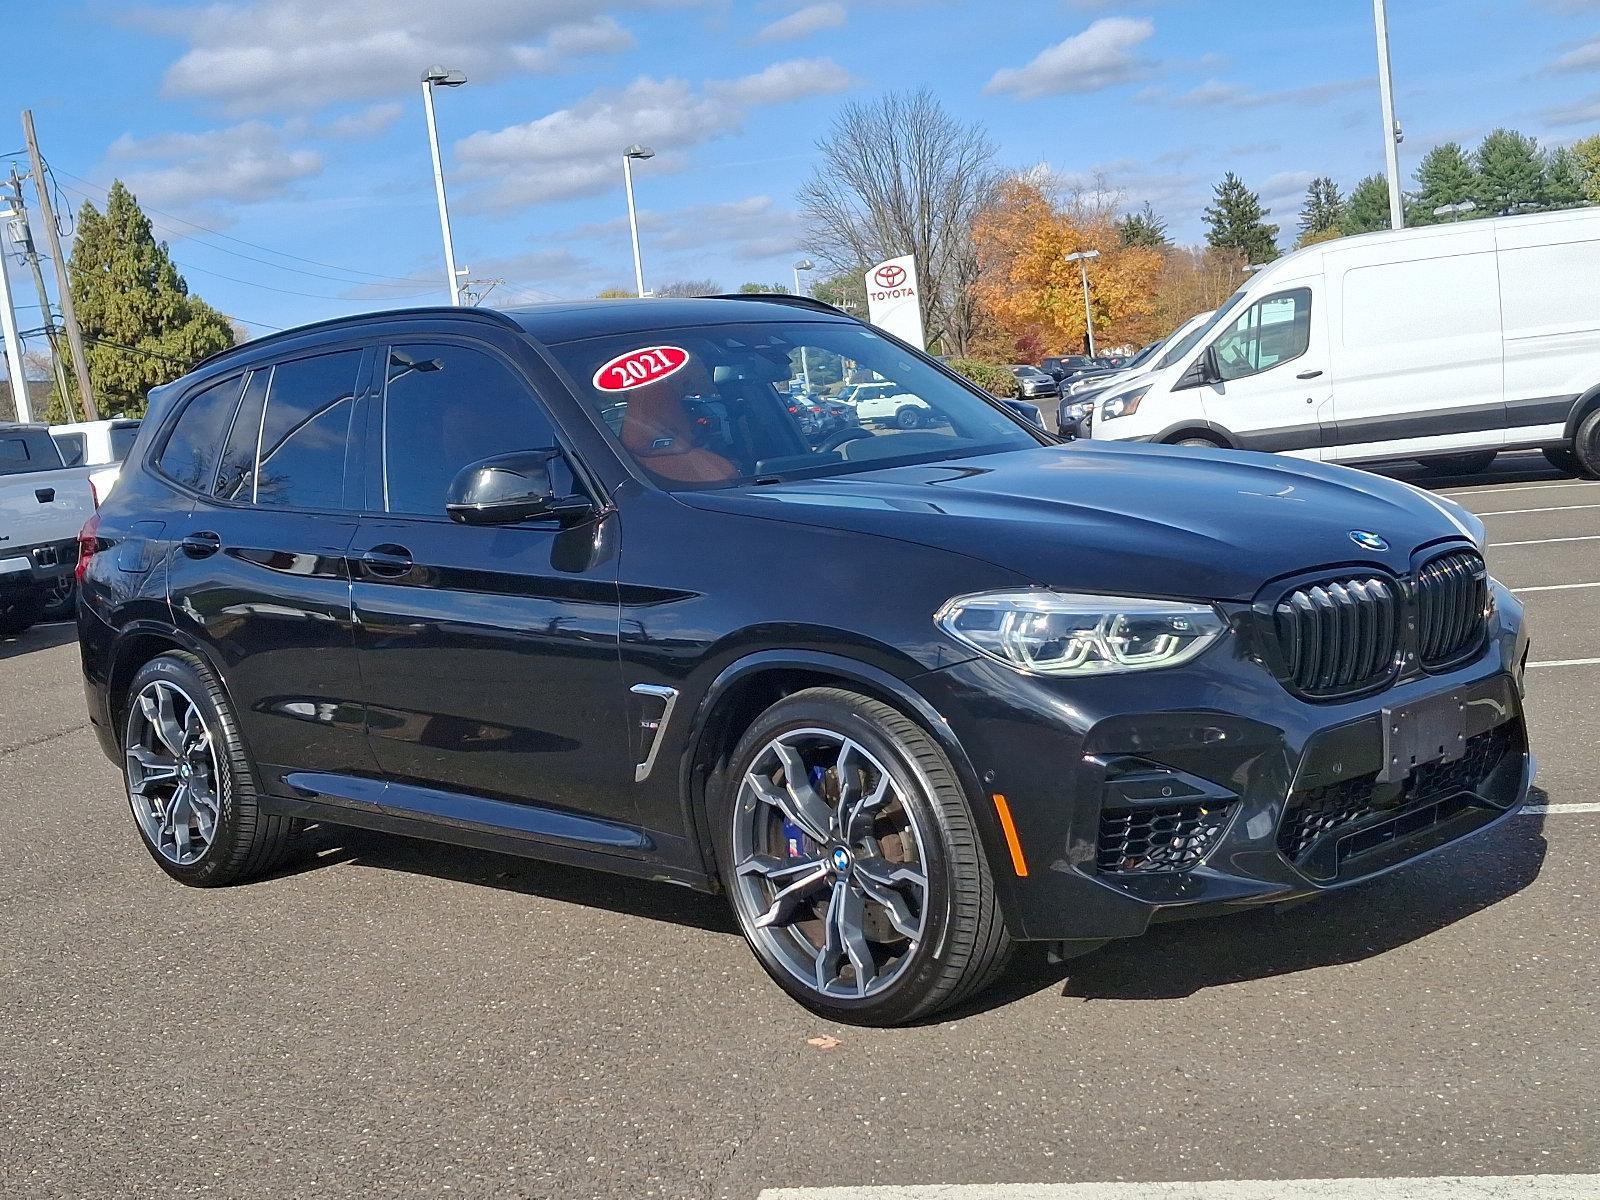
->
[798,90,997,354]
[653,278,721,297]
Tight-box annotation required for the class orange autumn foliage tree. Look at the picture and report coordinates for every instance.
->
[973,177,1163,357]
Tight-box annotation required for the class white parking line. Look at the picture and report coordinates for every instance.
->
[1445,481,1600,497]
[1523,802,1600,815]
[1489,534,1600,547]
[1479,504,1600,516]
[759,1175,1600,1199]
[1527,656,1600,668]
[1510,582,1600,593]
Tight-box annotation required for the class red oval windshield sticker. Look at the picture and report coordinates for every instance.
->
[592,345,690,393]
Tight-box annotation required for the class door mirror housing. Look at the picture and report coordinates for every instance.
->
[1176,345,1221,391]
[445,450,593,526]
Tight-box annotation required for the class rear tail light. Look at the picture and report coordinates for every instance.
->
[75,510,102,583]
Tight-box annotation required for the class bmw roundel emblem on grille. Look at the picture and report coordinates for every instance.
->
[1349,530,1389,551]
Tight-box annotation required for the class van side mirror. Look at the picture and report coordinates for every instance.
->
[445,450,593,526]
[1176,345,1221,391]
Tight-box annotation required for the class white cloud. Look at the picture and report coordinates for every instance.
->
[984,17,1154,100]
[1142,77,1370,109]
[572,195,805,262]
[1544,91,1600,126]
[320,102,404,140]
[754,3,847,43]
[454,61,851,209]
[1258,170,1317,219]
[139,0,658,115]
[1553,35,1600,73]
[106,121,323,216]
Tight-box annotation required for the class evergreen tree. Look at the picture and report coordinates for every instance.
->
[1341,175,1393,234]
[1545,146,1588,209]
[1203,173,1279,264]
[1475,128,1546,215]
[1409,142,1480,223]
[1571,134,1600,204]
[63,181,234,418]
[1296,177,1345,244]
[1116,202,1171,249]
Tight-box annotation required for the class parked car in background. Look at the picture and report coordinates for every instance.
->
[1008,364,1060,402]
[0,422,96,633]
[1088,207,1600,476]
[840,380,935,428]
[78,296,1531,1026]
[50,418,141,504]
[1059,311,1215,435]
[1039,354,1098,383]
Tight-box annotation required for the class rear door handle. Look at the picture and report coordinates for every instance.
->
[180,531,222,558]
[359,544,414,577]
[1296,369,1324,380]
[34,488,55,503]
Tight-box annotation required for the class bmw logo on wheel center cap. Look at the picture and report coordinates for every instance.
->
[1349,530,1389,551]
[831,846,852,873]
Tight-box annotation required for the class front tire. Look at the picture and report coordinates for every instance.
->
[1574,408,1600,479]
[713,687,1011,1025]
[895,405,924,430]
[122,651,299,886]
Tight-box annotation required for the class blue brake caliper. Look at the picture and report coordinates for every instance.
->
[781,765,830,860]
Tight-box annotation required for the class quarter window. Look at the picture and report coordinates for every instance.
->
[1212,288,1312,382]
[254,350,362,510]
[213,370,270,502]
[53,433,87,467]
[156,376,244,491]
[381,343,567,517]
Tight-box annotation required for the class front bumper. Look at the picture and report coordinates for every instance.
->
[914,586,1532,942]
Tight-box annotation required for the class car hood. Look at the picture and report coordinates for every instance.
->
[678,441,1483,602]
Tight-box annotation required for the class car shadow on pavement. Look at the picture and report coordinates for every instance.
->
[275,821,741,936]
[950,799,1549,1016]
[1373,451,1572,492]
[0,620,78,661]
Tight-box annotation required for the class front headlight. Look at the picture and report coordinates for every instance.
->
[1100,384,1151,421]
[936,590,1227,676]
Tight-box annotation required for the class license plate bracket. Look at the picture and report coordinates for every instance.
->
[1378,689,1468,784]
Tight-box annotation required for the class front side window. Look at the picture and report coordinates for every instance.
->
[546,321,1039,490]
[254,350,361,510]
[1211,288,1312,383]
[380,343,568,517]
[156,376,244,491]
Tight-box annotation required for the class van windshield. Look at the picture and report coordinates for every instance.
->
[1157,300,1241,370]
[548,321,1042,490]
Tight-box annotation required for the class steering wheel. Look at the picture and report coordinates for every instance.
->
[816,426,876,454]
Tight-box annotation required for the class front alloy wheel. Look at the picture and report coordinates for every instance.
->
[126,679,223,866]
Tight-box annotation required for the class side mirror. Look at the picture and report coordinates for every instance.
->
[1176,345,1221,391]
[445,450,593,526]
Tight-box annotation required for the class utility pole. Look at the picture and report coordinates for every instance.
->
[23,109,99,420]
[1373,0,1405,230]
[5,169,73,421]
[0,222,28,422]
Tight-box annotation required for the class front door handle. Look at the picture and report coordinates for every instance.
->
[359,544,414,577]
[1296,369,1324,380]
[180,531,222,558]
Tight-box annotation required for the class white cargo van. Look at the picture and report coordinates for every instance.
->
[1088,207,1600,476]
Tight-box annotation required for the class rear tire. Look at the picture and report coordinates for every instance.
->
[1172,435,1222,449]
[0,592,40,637]
[1574,409,1600,480]
[1418,451,1497,476]
[712,687,1012,1025]
[122,651,300,886]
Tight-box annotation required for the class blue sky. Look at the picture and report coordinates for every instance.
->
[4,0,1599,339]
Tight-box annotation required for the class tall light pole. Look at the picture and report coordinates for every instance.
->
[1065,249,1101,357]
[792,259,815,392]
[1372,0,1405,230]
[421,66,467,305]
[623,145,654,298]
[0,218,28,422]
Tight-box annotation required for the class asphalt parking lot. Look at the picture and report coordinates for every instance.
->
[2,451,1597,1200]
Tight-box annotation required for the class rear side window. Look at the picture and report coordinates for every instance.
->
[254,350,362,510]
[380,343,566,517]
[53,433,87,467]
[108,424,140,462]
[157,376,244,490]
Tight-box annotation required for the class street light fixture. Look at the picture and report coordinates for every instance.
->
[792,259,816,391]
[1064,249,1101,358]
[623,144,655,298]
[1372,0,1405,230]
[421,66,467,306]
[1432,200,1477,222]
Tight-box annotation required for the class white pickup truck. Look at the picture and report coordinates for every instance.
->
[0,423,97,635]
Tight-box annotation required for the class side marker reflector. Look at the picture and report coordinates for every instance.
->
[991,793,1028,877]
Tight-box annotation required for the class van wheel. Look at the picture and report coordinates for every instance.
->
[713,687,1012,1025]
[1543,445,1581,475]
[1172,435,1222,449]
[895,405,924,430]
[1418,451,1497,476]
[122,651,300,886]
[1574,409,1600,479]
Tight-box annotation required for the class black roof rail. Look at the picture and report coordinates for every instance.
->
[709,293,855,318]
[193,305,522,373]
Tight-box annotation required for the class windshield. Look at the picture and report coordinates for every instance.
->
[1158,294,1245,371]
[548,321,1041,490]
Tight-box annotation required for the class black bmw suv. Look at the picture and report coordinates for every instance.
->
[78,296,1533,1024]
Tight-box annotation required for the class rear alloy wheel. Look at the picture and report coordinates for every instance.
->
[717,688,1011,1024]
[1418,451,1497,476]
[123,652,299,886]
